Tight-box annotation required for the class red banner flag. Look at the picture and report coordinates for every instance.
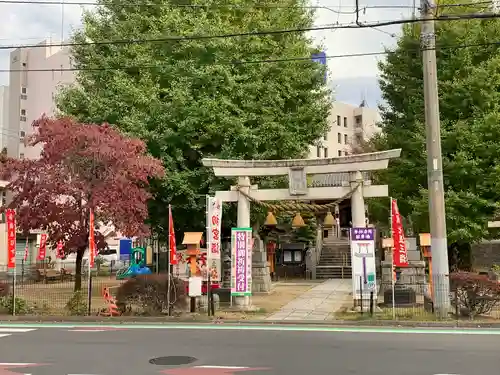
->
[89,209,95,268]
[391,198,408,267]
[6,209,16,269]
[37,233,47,261]
[169,205,177,265]
[56,240,64,259]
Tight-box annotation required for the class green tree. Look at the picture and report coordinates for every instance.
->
[57,0,330,237]
[368,7,500,244]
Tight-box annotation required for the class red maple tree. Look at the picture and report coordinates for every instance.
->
[0,116,164,290]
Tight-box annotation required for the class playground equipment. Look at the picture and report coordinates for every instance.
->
[116,247,152,280]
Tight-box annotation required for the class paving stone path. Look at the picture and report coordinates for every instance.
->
[266,279,352,321]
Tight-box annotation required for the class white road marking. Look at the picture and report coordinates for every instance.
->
[0,334,11,338]
[0,328,36,332]
[0,363,36,365]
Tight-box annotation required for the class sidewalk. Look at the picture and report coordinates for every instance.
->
[265,279,352,321]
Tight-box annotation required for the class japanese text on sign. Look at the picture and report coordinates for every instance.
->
[6,209,16,269]
[391,199,409,267]
[208,198,222,259]
[230,228,252,296]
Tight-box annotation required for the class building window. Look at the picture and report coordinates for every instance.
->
[324,147,328,157]
[21,87,27,94]
[20,131,25,141]
[22,62,26,67]
[337,133,341,143]
[337,115,341,126]
[316,146,321,158]
[344,117,348,127]
[355,115,362,125]
[20,109,26,116]
[344,134,348,144]
[338,150,342,156]
[19,153,24,159]
[324,133,327,141]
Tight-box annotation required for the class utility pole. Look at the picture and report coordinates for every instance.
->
[420,0,450,317]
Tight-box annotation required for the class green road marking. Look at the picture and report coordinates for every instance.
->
[0,322,498,334]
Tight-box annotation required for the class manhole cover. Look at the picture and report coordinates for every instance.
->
[149,356,197,366]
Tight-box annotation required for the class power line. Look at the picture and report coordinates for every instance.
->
[1,40,499,73]
[2,12,500,52]
[0,0,417,10]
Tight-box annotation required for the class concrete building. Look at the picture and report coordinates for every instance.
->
[0,85,8,152]
[309,101,381,159]
[7,40,74,160]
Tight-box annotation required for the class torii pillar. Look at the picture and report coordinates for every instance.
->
[203,150,401,309]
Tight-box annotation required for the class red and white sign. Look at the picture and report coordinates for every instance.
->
[56,240,64,259]
[169,205,177,265]
[391,198,408,267]
[37,233,48,261]
[89,209,95,268]
[5,209,16,269]
[208,197,222,259]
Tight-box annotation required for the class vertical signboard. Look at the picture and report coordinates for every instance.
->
[207,197,222,281]
[230,227,252,296]
[6,209,16,269]
[350,227,377,299]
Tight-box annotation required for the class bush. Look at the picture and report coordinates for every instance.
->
[450,272,500,318]
[116,274,187,315]
[0,281,10,297]
[0,296,30,315]
[65,291,88,316]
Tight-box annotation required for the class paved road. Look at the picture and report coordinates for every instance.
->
[0,325,497,374]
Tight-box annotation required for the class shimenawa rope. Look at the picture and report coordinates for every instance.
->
[236,183,360,213]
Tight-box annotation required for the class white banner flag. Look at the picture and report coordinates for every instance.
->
[207,197,222,281]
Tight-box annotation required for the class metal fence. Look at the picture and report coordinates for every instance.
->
[336,273,500,321]
[0,269,498,321]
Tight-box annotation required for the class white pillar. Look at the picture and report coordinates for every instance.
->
[235,176,251,308]
[350,171,366,228]
[237,176,251,228]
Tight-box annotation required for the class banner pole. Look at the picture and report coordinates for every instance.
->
[390,197,396,320]
[167,204,172,317]
[205,195,211,315]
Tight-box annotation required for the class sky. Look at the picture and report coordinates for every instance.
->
[0,0,415,107]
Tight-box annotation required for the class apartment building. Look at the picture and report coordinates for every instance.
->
[309,101,381,159]
[0,85,8,152]
[7,40,74,160]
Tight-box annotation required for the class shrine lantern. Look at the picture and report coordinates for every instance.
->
[182,232,203,276]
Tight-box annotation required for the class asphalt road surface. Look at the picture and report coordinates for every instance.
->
[0,325,497,375]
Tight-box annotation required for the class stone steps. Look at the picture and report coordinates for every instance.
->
[316,265,352,279]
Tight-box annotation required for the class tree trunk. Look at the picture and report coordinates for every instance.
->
[74,247,85,291]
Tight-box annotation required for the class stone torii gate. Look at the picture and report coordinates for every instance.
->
[202,149,401,308]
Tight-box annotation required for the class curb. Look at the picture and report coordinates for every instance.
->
[0,315,498,328]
